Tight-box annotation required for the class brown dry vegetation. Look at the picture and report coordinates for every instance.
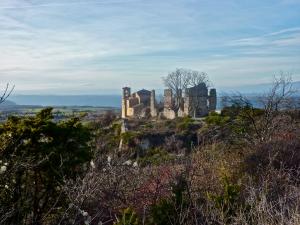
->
[1,75,300,225]
[49,76,300,225]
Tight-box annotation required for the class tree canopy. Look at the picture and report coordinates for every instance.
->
[163,68,210,111]
[0,108,92,225]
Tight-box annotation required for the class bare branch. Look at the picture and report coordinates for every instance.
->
[0,83,15,104]
[163,68,210,112]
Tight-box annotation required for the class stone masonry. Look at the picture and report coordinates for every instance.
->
[121,83,217,119]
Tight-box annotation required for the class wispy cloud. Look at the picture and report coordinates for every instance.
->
[267,27,300,36]
[0,0,142,9]
[229,27,300,47]
[0,0,299,94]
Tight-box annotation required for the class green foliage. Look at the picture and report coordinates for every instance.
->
[176,116,194,131]
[222,104,263,119]
[112,122,122,135]
[205,112,230,126]
[231,107,264,138]
[92,121,121,152]
[149,199,175,225]
[148,176,189,225]
[208,177,241,223]
[216,104,266,143]
[144,123,154,129]
[221,105,244,119]
[164,120,176,129]
[121,131,140,145]
[0,108,92,224]
[139,148,174,166]
[114,208,139,225]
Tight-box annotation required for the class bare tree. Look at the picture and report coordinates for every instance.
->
[0,83,14,104]
[189,70,210,87]
[163,69,190,110]
[222,72,299,144]
[260,72,297,112]
[257,72,298,142]
[163,68,210,112]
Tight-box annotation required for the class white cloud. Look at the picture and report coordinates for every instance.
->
[0,0,299,94]
[228,27,300,51]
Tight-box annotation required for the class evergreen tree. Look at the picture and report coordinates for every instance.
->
[0,108,92,225]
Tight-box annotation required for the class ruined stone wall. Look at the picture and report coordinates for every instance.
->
[122,87,131,118]
[209,88,217,112]
[132,104,146,117]
[150,90,157,117]
[163,89,177,119]
[126,105,134,117]
[184,83,209,117]
[163,108,176,119]
[128,97,139,108]
[122,87,153,118]
[137,95,148,106]
[122,85,216,119]
[164,89,173,109]
[196,97,209,117]
[184,89,191,116]
[121,99,127,118]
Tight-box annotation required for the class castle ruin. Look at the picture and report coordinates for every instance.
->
[121,83,216,119]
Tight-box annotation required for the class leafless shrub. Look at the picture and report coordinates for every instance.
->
[230,168,300,225]
[0,83,14,104]
[260,72,297,111]
[61,156,181,224]
[220,73,299,146]
[164,142,300,225]
[246,138,300,175]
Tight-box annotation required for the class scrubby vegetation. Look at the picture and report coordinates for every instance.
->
[1,75,300,225]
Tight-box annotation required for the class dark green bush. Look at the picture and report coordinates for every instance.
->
[205,112,230,126]
[121,131,140,146]
[114,208,140,225]
[148,176,189,225]
[139,148,174,166]
[208,177,241,223]
[0,108,92,225]
[176,116,194,131]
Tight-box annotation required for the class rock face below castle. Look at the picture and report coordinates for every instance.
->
[121,83,216,119]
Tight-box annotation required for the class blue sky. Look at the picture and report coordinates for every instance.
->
[0,0,300,94]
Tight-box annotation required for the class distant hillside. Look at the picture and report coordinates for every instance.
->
[9,81,300,109]
[0,100,17,106]
[9,95,121,108]
[220,81,300,94]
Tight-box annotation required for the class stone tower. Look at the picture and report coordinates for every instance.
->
[150,90,157,117]
[183,83,209,117]
[164,89,173,109]
[209,88,217,112]
[121,87,131,118]
[183,88,191,116]
[163,89,176,119]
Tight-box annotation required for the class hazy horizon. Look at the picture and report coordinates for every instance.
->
[1,0,300,95]
[7,79,300,107]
